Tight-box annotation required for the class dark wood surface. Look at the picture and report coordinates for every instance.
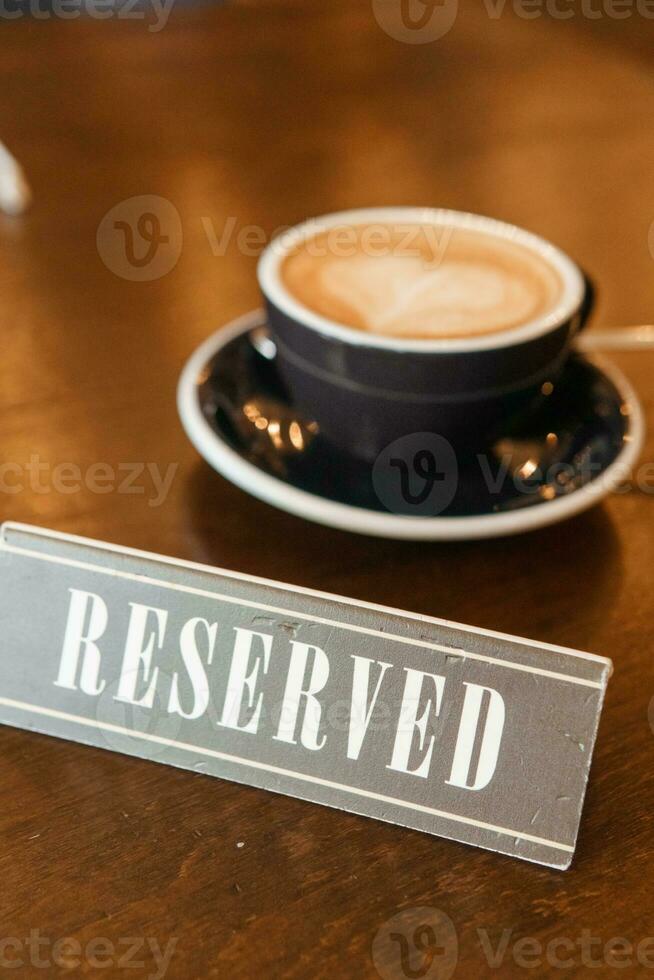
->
[2,4,654,977]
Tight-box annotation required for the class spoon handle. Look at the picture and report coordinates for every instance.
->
[577,326,654,352]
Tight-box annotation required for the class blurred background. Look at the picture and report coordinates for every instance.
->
[2,0,653,628]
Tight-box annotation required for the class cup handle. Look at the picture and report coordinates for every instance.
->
[577,273,596,333]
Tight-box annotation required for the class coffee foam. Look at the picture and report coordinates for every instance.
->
[280,225,563,340]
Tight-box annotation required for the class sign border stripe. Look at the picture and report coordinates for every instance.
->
[0,695,575,854]
[0,542,603,690]
[1,522,611,667]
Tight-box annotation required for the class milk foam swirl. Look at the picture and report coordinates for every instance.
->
[281,225,563,340]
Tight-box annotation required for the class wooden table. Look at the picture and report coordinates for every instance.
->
[1,3,653,977]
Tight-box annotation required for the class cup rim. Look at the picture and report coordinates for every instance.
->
[257,207,587,353]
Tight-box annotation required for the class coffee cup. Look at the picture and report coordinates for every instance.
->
[257,208,590,462]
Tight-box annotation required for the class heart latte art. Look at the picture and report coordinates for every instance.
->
[280,225,563,340]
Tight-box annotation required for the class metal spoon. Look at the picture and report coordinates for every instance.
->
[577,327,654,352]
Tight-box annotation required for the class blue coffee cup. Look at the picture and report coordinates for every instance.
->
[258,208,589,462]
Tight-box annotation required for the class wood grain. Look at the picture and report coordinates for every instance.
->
[1,3,654,976]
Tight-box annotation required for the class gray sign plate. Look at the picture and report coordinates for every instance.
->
[0,523,611,869]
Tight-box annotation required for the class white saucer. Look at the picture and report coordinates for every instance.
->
[177,311,645,541]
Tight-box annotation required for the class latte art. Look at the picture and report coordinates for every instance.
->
[281,225,563,340]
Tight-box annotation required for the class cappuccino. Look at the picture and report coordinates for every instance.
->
[280,223,563,340]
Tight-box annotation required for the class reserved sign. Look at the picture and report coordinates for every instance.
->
[0,523,611,868]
